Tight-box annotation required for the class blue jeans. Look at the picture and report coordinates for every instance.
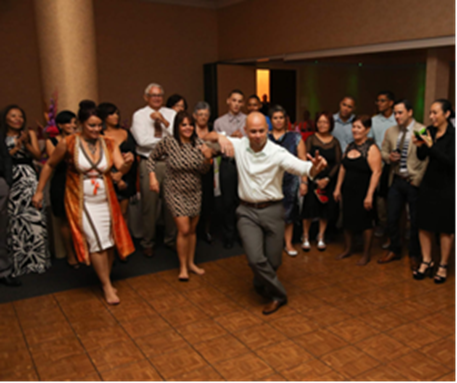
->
[387,176,420,260]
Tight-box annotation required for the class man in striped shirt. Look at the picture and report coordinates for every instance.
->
[378,100,428,270]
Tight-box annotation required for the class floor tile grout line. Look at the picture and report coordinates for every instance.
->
[11,301,42,381]
[373,348,452,380]
[99,281,170,381]
[123,274,232,381]
[53,291,106,381]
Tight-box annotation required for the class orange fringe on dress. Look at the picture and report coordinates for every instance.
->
[64,134,135,264]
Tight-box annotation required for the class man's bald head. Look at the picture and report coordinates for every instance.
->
[245,112,268,152]
[246,112,267,131]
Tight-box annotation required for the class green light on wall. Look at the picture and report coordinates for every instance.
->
[347,68,358,99]
[414,65,426,123]
[303,65,320,117]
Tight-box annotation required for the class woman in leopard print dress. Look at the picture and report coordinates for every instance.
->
[148,111,214,281]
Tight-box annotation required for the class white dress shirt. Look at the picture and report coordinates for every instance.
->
[227,137,313,203]
[130,105,177,158]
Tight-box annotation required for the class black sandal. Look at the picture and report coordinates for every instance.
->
[434,264,448,284]
[413,260,434,280]
[67,260,80,270]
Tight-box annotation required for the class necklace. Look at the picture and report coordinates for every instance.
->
[84,137,98,155]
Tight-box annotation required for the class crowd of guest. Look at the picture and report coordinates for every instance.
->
[0,82,454,308]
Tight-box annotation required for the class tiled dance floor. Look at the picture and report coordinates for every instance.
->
[0,240,454,381]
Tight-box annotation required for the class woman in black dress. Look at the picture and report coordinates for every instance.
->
[301,111,341,251]
[412,99,455,283]
[45,110,78,268]
[98,103,138,222]
[268,105,306,257]
[334,116,382,265]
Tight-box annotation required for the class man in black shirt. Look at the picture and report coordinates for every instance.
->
[0,131,20,286]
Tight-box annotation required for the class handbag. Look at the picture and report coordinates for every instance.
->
[314,187,329,204]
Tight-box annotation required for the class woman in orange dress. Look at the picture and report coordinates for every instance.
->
[32,100,135,304]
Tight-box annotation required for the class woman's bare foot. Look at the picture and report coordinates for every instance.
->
[357,254,370,266]
[178,269,189,281]
[336,250,352,260]
[189,264,205,276]
[103,285,120,305]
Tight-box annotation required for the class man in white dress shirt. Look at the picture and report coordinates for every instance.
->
[207,112,327,315]
[130,83,177,257]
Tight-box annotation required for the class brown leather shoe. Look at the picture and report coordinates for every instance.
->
[262,299,287,315]
[409,257,420,271]
[377,251,401,264]
[143,247,153,257]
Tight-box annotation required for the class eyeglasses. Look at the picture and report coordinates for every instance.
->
[147,93,163,98]
[375,99,388,103]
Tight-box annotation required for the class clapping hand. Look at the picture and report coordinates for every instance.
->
[308,150,328,178]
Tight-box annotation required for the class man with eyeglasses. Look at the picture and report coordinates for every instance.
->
[370,91,396,239]
[131,83,177,257]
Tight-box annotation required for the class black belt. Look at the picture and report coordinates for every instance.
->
[240,200,282,209]
[395,174,411,182]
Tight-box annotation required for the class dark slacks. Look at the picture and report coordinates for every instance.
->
[220,158,239,242]
[236,202,287,302]
[0,177,12,278]
[387,176,420,260]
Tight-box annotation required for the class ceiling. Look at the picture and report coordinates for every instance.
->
[138,0,246,9]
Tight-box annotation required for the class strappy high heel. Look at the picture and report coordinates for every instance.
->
[434,264,448,284]
[412,260,434,280]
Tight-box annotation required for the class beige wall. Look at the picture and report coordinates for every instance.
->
[216,64,256,115]
[0,0,43,125]
[217,0,455,61]
[93,0,218,124]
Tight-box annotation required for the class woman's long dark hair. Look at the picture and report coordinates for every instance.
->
[173,111,197,146]
[1,104,27,134]
[55,110,76,131]
[98,102,120,129]
[434,99,455,122]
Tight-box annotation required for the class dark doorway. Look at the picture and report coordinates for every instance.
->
[270,69,297,123]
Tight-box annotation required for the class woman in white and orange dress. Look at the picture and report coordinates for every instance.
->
[33,100,135,304]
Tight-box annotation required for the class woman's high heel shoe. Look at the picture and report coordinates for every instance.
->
[412,260,434,280]
[434,264,448,284]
